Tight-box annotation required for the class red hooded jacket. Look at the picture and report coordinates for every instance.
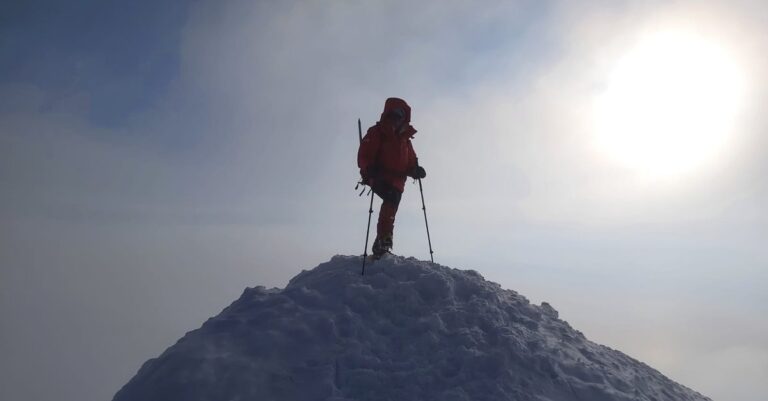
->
[358,98,419,193]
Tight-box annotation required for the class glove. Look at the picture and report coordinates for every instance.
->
[409,165,426,179]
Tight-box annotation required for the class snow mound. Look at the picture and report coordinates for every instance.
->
[113,255,711,401]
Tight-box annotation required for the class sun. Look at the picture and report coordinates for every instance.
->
[593,29,746,178]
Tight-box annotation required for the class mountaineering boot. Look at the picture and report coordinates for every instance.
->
[371,237,385,259]
[371,234,393,259]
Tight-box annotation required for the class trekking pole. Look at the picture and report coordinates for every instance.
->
[358,117,374,275]
[417,177,434,263]
[361,190,374,275]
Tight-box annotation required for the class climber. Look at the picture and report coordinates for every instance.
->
[357,97,426,258]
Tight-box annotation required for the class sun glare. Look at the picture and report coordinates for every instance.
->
[594,29,746,178]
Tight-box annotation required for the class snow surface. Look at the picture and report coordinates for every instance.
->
[113,255,712,401]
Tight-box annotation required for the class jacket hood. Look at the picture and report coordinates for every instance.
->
[379,97,417,138]
[380,97,412,124]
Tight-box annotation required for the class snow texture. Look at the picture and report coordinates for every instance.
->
[113,255,712,401]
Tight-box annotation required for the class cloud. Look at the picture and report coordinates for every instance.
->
[1,1,767,401]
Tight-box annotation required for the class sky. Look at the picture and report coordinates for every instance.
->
[0,1,766,401]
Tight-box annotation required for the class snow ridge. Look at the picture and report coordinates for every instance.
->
[113,255,712,401]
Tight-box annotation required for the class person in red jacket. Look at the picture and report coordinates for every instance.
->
[358,97,426,258]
